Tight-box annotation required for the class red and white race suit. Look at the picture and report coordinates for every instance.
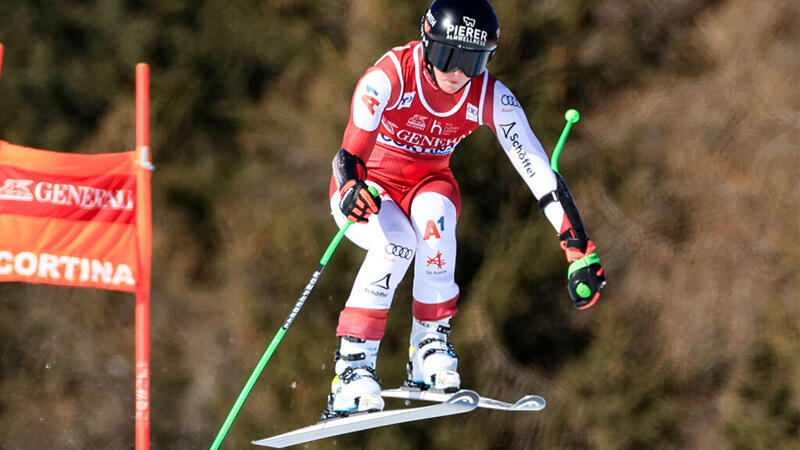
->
[330,41,568,340]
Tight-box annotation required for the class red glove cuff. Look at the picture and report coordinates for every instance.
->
[561,239,597,263]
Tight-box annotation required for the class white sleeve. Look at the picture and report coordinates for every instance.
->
[351,69,393,132]
[491,80,565,231]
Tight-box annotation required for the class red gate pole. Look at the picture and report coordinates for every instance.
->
[135,63,153,450]
[1,43,5,81]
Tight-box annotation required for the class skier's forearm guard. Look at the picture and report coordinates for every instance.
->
[332,148,367,189]
[537,172,590,250]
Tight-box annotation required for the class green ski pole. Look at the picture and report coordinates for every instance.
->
[210,188,376,449]
[550,109,580,173]
[548,109,602,303]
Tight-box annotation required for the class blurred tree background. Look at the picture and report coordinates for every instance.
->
[1,0,798,448]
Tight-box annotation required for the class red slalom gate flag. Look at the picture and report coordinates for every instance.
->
[0,140,149,291]
[0,57,153,449]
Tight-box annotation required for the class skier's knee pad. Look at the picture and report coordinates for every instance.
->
[409,192,457,238]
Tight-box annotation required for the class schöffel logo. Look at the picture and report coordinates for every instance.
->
[498,122,536,178]
[371,274,391,290]
[385,243,414,260]
[0,178,134,210]
[499,121,516,139]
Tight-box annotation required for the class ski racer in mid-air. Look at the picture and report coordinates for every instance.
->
[322,0,606,419]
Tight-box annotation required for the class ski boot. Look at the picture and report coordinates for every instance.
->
[320,336,385,421]
[405,318,460,392]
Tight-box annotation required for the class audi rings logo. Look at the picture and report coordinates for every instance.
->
[500,95,521,108]
[385,243,414,260]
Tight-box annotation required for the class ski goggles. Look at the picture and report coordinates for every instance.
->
[424,39,495,78]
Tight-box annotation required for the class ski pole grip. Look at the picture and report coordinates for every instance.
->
[322,186,378,265]
[550,109,580,173]
[565,109,580,124]
[368,186,379,197]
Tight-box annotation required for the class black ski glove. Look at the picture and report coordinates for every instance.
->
[339,180,381,224]
[567,253,606,309]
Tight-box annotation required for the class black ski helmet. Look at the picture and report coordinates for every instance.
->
[421,0,499,78]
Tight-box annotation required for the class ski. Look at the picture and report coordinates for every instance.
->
[252,390,479,448]
[381,386,546,411]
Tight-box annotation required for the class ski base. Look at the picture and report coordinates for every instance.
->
[252,389,479,448]
[381,386,546,411]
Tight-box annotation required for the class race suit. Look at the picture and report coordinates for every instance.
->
[330,41,571,340]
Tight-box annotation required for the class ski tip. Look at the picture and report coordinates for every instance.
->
[446,389,480,408]
[513,395,546,411]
